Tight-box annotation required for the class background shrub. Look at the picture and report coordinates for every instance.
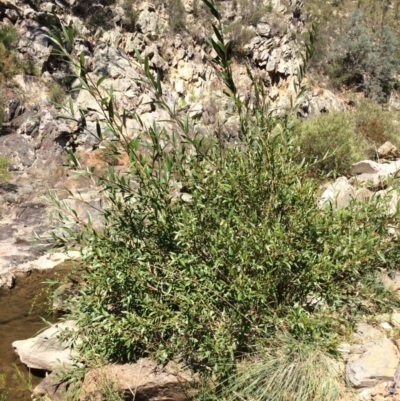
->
[329,10,400,102]
[293,110,367,175]
[120,0,138,32]
[47,83,67,105]
[353,99,400,154]
[168,0,186,32]
[294,100,400,175]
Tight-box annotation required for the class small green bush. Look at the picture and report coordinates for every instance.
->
[294,100,400,175]
[0,24,37,80]
[48,17,400,392]
[120,0,138,32]
[0,156,10,182]
[353,99,400,154]
[0,25,20,81]
[225,21,255,56]
[231,0,272,26]
[0,24,17,50]
[168,0,186,32]
[48,83,67,105]
[293,110,368,175]
[0,374,8,401]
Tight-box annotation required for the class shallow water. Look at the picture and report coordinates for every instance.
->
[0,264,70,400]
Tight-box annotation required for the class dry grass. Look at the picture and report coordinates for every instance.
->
[223,343,347,401]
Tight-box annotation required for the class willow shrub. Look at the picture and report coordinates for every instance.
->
[48,1,400,382]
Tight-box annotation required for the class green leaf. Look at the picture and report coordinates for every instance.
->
[202,0,220,21]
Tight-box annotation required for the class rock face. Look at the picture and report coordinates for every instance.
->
[345,323,400,389]
[12,321,77,371]
[80,359,193,401]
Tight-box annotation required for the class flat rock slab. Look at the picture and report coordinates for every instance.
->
[80,359,193,401]
[12,321,77,371]
[346,323,399,388]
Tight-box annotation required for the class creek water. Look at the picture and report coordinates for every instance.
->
[0,264,70,401]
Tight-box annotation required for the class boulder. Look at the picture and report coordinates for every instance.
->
[33,372,68,401]
[391,312,400,328]
[0,272,15,289]
[378,141,398,160]
[351,160,382,175]
[12,321,77,371]
[319,177,356,209]
[80,359,193,401]
[345,323,399,388]
[305,89,347,116]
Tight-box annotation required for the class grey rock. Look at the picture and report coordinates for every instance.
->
[92,43,139,80]
[266,48,281,72]
[346,339,398,388]
[0,131,36,170]
[40,2,56,13]
[319,177,356,209]
[257,22,271,37]
[0,272,15,289]
[5,9,19,23]
[12,321,78,371]
[33,372,68,401]
[351,160,382,175]
[378,141,398,159]
[304,89,347,117]
[391,312,400,328]
[15,19,52,71]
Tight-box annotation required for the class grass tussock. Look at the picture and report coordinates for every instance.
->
[224,344,346,401]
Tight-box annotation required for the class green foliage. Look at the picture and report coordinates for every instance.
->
[293,111,368,175]
[353,99,400,154]
[0,24,17,50]
[48,83,67,105]
[0,24,37,80]
[306,1,400,101]
[0,24,20,80]
[48,3,400,396]
[0,156,10,182]
[329,10,400,102]
[294,100,400,175]
[168,0,186,32]
[120,0,138,32]
[48,83,67,104]
[72,0,117,31]
[231,0,272,26]
[0,374,8,401]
